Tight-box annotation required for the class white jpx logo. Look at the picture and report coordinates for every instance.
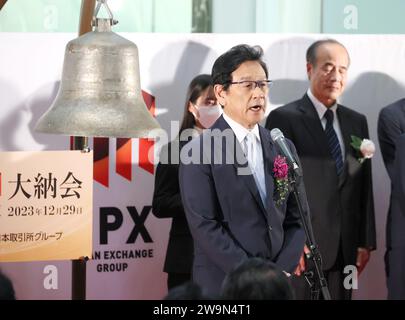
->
[343,265,358,290]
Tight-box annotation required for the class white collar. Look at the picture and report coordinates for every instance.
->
[307,89,338,120]
[222,112,261,144]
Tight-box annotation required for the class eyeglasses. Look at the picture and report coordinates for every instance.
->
[228,80,273,91]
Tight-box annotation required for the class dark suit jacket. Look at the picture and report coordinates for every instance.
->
[152,140,193,274]
[266,94,376,270]
[378,99,405,181]
[179,115,307,295]
[378,99,405,248]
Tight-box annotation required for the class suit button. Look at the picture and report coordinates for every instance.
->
[269,225,273,231]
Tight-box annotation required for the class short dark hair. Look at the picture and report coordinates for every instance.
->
[221,257,294,300]
[306,39,350,66]
[211,44,268,91]
[179,74,213,133]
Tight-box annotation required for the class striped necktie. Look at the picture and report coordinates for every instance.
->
[324,109,344,175]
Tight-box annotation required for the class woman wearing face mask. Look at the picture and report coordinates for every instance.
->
[152,74,221,291]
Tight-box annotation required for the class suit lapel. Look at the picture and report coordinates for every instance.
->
[214,116,267,214]
[298,94,331,158]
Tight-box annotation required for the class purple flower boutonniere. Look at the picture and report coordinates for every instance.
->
[273,155,290,206]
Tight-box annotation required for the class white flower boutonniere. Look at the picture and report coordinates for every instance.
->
[350,135,375,163]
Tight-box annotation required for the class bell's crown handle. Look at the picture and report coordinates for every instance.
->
[92,0,118,27]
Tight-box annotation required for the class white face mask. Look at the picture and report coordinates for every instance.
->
[194,105,222,129]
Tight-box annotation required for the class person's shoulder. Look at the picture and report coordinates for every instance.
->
[178,134,207,167]
[266,98,304,129]
[158,139,182,164]
[267,96,308,126]
[180,134,203,151]
[271,98,303,115]
[379,98,405,117]
[338,104,368,122]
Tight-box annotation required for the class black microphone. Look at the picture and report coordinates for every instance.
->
[270,128,302,177]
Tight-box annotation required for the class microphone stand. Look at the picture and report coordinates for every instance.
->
[289,170,331,300]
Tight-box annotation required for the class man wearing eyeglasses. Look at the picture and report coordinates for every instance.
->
[179,44,308,296]
[266,39,376,300]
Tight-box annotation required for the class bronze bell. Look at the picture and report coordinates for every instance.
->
[35,3,161,138]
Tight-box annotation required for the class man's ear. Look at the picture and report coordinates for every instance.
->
[306,62,312,80]
[214,84,226,106]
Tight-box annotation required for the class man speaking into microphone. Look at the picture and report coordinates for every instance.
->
[179,44,309,296]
